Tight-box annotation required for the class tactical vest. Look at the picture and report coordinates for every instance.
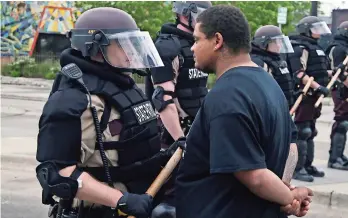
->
[251,53,294,107]
[292,39,330,87]
[57,73,162,186]
[169,35,208,118]
[326,38,348,57]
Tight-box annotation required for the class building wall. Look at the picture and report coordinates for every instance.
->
[1,1,80,56]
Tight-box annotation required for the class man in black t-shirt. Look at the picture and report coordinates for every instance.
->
[175,5,313,218]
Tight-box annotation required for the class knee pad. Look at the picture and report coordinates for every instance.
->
[152,86,175,112]
[297,122,312,140]
[151,203,176,218]
[336,121,348,134]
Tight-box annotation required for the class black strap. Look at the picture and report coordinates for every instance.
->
[100,101,112,133]
[163,90,176,98]
[70,167,83,180]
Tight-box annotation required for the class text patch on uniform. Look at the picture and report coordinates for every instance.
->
[189,68,208,80]
[132,102,157,125]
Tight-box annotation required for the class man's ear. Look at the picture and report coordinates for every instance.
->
[213,32,224,51]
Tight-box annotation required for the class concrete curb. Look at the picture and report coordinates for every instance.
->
[312,190,348,208]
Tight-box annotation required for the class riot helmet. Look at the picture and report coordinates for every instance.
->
[67,7,164,72]
[172,1,212,31]
[296,16,331,37]
[337,21,348,38]
[253,25,294,54]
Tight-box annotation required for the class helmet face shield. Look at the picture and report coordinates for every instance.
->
[269,35,294,53]
[191,7,206,24]
[101,31,164,69]
[310,21,331,35]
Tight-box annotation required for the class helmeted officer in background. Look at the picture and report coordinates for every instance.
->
[146,1,212,146]
[251,25,295,109]
[35,7,183,218]
[286,16,331,182]
[325,20,348,170]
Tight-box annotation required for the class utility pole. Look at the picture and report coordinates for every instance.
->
[311,1,318,16]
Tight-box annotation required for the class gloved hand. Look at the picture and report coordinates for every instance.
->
[166,136,187,156]
[314,86,330,97]
[117,192,153,218]
[333,63,348,82]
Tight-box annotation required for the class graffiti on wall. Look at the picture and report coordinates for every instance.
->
[1,1,81,56]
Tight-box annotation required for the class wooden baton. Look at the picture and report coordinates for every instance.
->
[127,147,184,218]
[289,77,314,116]
[314,56,348,108]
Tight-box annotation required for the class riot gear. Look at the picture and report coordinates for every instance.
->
[326,22,348,170]
[337,21,348,38]
[251,25,295,107]
[253,25,294,54]
[36,7,174,218]
[296,16,331,37]
[67,7,164,72]
[172,1,212,31]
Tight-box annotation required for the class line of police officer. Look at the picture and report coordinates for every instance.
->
[251,18,348,183]
[35,1,348,218]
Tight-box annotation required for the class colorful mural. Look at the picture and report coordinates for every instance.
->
[1,1,81,56]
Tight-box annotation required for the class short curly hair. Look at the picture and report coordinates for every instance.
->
[196,5,251,54]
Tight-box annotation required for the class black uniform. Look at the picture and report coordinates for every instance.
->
[251,45,295,108]
[148,23,208,144]
[286,34,329,180]
[176,66,297,218]
[37,48,172,218]
[326,34,348,169]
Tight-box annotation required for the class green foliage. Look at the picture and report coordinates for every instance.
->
[75,1,175,38]
[75,1,311,38]
[1,57,60,79]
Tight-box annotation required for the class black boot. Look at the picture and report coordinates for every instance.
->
[305,165,325,177]
[328,124,348,171]
[328,157,348,170]
[305,139,325,177]
[294,139,314,182]
[293,168,314,182]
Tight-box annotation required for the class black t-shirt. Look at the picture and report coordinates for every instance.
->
[175,66,296,218]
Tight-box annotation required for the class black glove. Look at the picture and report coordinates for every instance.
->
[314,86,330,97]
[116,192,153,218]
[333,63,348,82]
[166,136,187,156]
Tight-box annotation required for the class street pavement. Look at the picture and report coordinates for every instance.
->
[1,79,348,218]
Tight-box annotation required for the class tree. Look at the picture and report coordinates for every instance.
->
[75,1,311,38]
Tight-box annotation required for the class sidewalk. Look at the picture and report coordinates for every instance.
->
[1,76,348,208]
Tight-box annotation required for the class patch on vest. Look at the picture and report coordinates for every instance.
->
[188,68,208,80]
[316,50,325,56]
[280,67,290,74]
[131,102,157,125]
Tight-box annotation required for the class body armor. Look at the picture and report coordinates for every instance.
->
[251,46,294,107]
[290,35,330,87]
[155,24,208,119]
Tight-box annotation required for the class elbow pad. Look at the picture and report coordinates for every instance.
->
[152,86,175,112]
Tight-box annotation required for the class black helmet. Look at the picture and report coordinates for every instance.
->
[67,7,163,72]
[296,16,331,37]
[172,1,212,30]
[337,21,348,38]
[253,25,294,53]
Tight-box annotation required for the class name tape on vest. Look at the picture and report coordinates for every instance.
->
[316,50,326,56]
[132,102,157,125]
[189,68,208,80]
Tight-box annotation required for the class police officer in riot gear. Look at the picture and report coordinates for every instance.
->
[286,16,331,182]
[35,7,183,218]
[326,20,348,170]
[251,25,295,109]
[145,2,212,218]
[147,1,212,145]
